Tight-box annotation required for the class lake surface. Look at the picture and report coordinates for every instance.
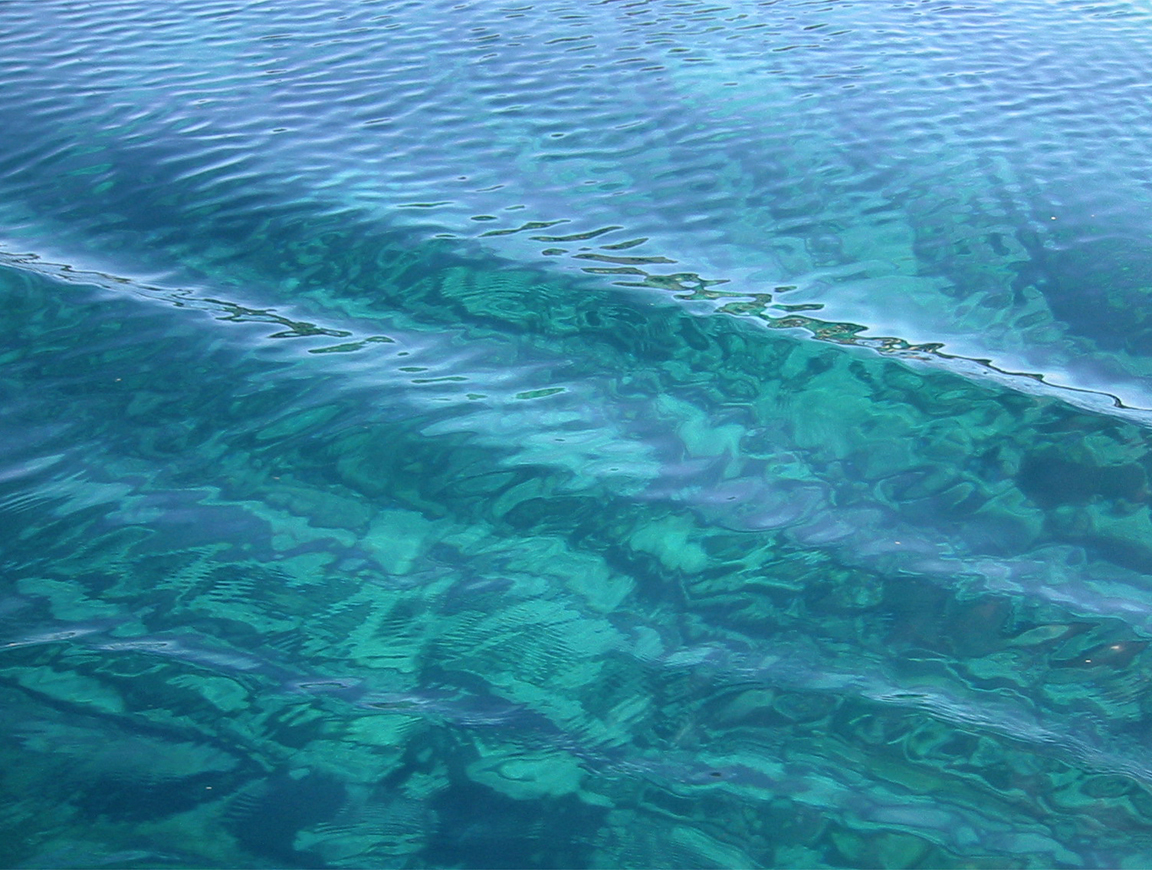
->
[3,0,1152,867]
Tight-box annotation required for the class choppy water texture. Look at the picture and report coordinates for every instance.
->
[4,1,1152,867]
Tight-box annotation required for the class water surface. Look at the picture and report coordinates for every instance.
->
[4,1,1152,867]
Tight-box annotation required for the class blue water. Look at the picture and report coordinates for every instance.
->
[4,1,1152,867]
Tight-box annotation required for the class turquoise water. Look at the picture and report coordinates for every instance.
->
[4,0,1152,867]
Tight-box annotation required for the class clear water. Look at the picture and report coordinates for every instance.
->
[3,1,1152,867]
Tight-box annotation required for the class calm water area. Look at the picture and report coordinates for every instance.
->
[4,1,1152,867]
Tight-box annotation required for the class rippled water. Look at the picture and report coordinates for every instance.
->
[4,1,1152,867]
